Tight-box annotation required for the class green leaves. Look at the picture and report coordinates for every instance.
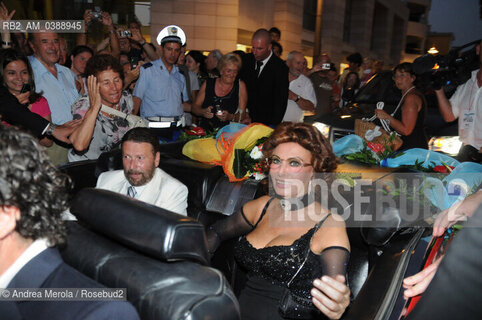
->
[232,136,269,179]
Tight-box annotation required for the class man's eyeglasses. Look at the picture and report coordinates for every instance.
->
[266,156,312,172]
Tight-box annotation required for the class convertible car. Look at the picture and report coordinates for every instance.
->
[59,140,433,320]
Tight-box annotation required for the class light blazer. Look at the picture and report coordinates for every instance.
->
[96,168,188,216]
[2,248,139,320]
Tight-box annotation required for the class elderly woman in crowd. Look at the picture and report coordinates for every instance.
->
[375,62,428,150]
[69,54,134,161]
[207,122,350,319]
[0,48,52,147]
[192,53,248,130]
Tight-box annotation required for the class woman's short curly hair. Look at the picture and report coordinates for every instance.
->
[0,126,70,246]
[84,53,124,82]
[261,122,337,173]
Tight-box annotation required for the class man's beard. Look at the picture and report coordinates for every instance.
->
[125,167,156,186]
[290,70,301,77]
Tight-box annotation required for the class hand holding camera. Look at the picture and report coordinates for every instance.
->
[83,9,93,25]
[90,6,102,21]
[101,11,114,27]
[203,106,214,119]
[118,30,132,38]
[15,84,30,105]
[130,28,145,44]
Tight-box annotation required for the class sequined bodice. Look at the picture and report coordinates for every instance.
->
[234,226,323,299]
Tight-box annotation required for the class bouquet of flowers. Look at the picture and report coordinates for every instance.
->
[182,123,273,182]
[232,137,269,180]
[343,135,404,165]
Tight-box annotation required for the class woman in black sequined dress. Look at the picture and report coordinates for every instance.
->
[207,122,350,319]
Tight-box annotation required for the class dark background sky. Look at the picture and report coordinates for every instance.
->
[428,0,482,47]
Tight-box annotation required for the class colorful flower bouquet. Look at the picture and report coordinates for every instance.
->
[232,137,269,180]
[182,123,273,182]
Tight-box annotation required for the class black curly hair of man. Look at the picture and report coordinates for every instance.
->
[0,125,71,246]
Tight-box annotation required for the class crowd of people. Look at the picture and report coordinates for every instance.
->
[0,2,398,167]
[0,2,481,319]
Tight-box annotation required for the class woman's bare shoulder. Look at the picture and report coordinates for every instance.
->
[311,211,350,254]
[404,92,422,108]
[242,195,272,226]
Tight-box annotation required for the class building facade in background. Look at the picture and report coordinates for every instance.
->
[402,0,432,62]
[151,0,432,68]
[7,0,434,68]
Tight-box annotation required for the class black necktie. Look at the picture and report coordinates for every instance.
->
[256,61,263,77]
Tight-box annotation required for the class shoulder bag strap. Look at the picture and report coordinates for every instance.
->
[287,213,332,288]
[100,105,129,119]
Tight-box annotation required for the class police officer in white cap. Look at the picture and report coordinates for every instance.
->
[132,25,189,122]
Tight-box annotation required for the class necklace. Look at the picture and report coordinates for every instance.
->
[275,192,315,212]
[216,79,233,96]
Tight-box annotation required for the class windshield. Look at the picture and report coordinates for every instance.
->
[354,71,401,106]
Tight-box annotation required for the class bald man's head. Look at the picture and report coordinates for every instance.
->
[251,29,272,61]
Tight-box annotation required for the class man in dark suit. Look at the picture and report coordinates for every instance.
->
[239,28,289,126]
[0,126,139,320]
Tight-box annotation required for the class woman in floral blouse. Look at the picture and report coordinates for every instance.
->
[69,54,134,161]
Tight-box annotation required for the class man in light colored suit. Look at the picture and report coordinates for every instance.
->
[96,128,188,216]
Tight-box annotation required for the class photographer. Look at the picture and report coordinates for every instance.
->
[129,26,159,62]
[435,40,481,162]
[77,9,120,58]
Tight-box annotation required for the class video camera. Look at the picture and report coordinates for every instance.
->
[412,39,480,91]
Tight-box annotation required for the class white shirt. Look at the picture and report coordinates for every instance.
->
[283,74,317,122]
[0,239,49,288]
[96,168,188,216]
[450,70,482,149]
[257,51,273,75]
[28,56,79,125]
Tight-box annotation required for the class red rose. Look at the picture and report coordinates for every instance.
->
[185,127,206,136]
[433,165,455,173]
[367,142,385,154]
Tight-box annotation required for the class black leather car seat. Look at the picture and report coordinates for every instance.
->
[63,188,240,320]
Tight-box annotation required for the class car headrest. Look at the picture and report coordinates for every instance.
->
[156,158,224,211]
[70,188,210,265]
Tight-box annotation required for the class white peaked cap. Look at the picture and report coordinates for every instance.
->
[157,25,186,46]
